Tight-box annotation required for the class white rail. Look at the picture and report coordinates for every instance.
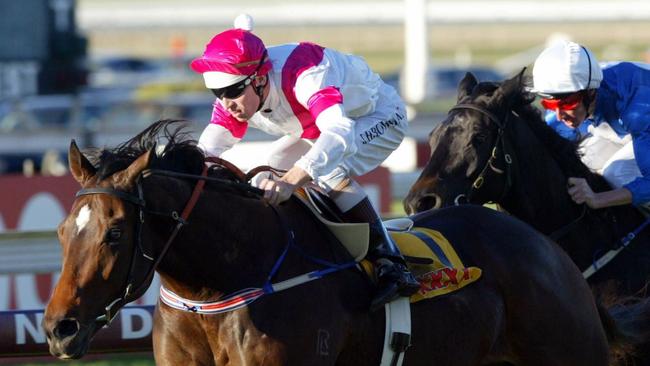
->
[0,231,60,274]
[78,1,650,29]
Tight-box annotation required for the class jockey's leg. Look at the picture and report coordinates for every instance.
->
[329,176,420,310]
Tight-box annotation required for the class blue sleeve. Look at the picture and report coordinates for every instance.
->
[619,85,650,135]
[624,132,650,205]
[614,74,650,205]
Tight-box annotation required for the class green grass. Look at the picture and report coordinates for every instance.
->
[14,354,154,366]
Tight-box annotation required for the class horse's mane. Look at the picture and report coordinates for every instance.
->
[503,81,612,192]
[84,119,240,183]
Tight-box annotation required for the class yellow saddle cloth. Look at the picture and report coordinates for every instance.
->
[292,187,481,302]
[386,227,482,303]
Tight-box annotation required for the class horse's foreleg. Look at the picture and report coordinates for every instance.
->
[153,306,216,366]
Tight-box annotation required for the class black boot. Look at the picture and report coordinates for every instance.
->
[342,198,421,310]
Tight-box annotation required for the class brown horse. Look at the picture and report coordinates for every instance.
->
[43,120,630,365]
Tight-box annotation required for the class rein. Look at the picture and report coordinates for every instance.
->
[159,204,357,314]
[442,102,650,280]
[75,158,355,324]
[581,215,650,278]
[449,103,513,205]
[150,163,356,315]
[448,104,588,242]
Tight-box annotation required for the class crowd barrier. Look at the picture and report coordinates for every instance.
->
[0,306,154,358]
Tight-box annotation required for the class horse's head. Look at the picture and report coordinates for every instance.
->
[405,69,534,214]
[43,140,153,359]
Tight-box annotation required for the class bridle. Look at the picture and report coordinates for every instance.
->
[448,103,585,242]
[449,103,513,206]
[74,160,264,328]
[75,166,208,327]
[72,156,360,325]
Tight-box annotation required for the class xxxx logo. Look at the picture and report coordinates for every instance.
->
[417,267,473,293]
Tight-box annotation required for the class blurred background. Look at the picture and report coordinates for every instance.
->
[1,0,649,364]
[4,0,650,180]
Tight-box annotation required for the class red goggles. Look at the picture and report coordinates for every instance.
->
[539,92,584,111]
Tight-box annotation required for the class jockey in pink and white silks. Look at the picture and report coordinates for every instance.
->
[189,16,420,310]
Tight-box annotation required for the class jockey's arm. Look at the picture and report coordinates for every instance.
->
[280,165,313,186]
[264,104,355,205]
[622,132,650,207]
[591,187,633,209]
[198,123,240,157]
[294,103,356,180]
[198,103,247,158]
[567,177,633,209]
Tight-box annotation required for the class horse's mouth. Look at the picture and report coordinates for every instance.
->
[47,322,97,360]
[54,344,89,360]
[49,338,90,360]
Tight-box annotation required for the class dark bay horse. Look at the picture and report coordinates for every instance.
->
[404,72,650,363]
[404,71,650,295]
[43,120,631,365]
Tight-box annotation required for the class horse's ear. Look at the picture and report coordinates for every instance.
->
[112,149,154,190]
[492,68,527,109]
[68,140,96,184]
[457,72,478,102]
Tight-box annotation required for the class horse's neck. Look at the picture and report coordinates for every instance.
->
[501,117,648,256]
[500,118,585,232]
[151,183,333,300]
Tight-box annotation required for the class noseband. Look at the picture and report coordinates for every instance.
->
[449,103,513,205]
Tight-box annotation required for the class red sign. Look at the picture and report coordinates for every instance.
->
[0,168,391,233]
[0,174,78,232]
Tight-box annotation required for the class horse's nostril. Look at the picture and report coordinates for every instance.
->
[418,200,431,211]
[53,319,79,339]
[417,193,441,212]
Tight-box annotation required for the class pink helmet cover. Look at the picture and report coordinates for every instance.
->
[190,29,271,77]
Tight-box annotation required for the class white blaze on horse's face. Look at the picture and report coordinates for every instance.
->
[75,204,92,234]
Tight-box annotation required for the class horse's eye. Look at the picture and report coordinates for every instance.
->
[105,227,122,246]
[474,133,488,143]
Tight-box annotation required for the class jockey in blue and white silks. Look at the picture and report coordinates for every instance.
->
[532,40,650,209]
[189,14,420,309]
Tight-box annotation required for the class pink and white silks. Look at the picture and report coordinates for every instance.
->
[198,42,407,191]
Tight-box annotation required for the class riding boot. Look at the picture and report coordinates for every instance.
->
[342,197,421,310]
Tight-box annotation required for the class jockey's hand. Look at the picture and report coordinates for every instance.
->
[567,177,598,208]
[260,178,296,205]
[260,166,313,205]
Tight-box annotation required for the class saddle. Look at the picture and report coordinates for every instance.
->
[211,160,483,303]
[294,186,482,303]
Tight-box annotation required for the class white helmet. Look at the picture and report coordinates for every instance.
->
[532,40,602,97]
